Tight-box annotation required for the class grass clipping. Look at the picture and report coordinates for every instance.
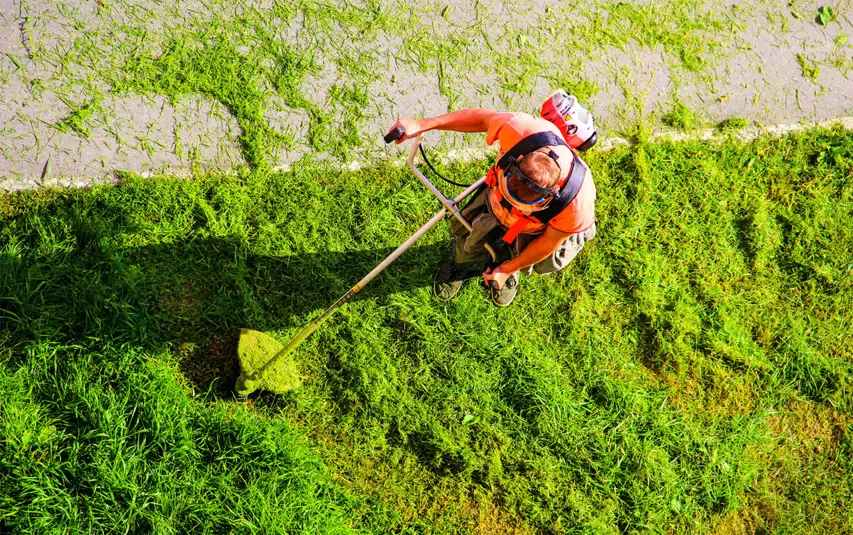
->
[236,329,302,395]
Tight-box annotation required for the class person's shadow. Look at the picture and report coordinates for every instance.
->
[0,195,453,395]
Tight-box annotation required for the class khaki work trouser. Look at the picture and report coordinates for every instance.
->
[449,188,596,275]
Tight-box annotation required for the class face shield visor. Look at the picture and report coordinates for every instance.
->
[499,156,558,212]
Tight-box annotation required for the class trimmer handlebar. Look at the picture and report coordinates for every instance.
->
[394,131,500,269]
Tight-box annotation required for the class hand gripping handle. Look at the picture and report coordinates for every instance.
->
[384,126,405,144]
[484,261,501,289]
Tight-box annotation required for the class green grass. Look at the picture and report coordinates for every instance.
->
[663,100,699,130]
[816,6,838,26]
[119,37,298,170]
[0,347,366,533]
[2,128,852,533]
[797,53,822,83]
[54,97,103,139]
[717,117,750,132]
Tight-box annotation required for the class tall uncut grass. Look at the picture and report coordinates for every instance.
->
[1,129,852,533]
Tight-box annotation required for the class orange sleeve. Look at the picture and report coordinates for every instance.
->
[485,112,519,147]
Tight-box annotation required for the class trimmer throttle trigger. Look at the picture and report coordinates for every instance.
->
[384,126,405,144]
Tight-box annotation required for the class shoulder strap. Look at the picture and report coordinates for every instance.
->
[496,131,569,171]
[533,152,586,224]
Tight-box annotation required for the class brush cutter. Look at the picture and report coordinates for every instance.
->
[233,127,498,398]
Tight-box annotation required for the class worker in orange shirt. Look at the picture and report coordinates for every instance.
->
[388,106,596,307]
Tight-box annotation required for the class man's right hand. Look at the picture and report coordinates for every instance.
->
[387,119,424,144]
[483,263,515,289]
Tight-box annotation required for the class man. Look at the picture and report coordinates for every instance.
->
[388,107,596,307]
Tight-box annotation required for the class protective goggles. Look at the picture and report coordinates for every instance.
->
[501,156,558,207]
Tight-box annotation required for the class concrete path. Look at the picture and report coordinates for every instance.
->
[1,0,851,191]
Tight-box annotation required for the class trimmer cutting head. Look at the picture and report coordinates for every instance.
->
[234,329,302,398]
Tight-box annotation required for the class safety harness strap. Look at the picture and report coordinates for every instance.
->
[502,213,536,243]
[532,151,586,223]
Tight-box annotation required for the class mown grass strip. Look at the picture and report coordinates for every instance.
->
[1,129,852,533]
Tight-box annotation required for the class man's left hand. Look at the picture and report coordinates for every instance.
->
[483,263,516,289]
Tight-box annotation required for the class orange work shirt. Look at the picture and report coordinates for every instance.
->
[485,112,596,234]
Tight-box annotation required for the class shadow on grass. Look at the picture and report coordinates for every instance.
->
[0,213,452,396]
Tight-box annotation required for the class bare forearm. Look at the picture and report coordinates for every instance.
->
[388,109,497,144]
[502,226,571,273]
[418,108,497,133]
[483,231,561,288]
[502,236,555,272]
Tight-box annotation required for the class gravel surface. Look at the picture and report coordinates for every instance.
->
[1,0,851,191]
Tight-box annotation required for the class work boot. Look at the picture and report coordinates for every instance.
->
[490,272,520,307]
[434,260,472,301]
